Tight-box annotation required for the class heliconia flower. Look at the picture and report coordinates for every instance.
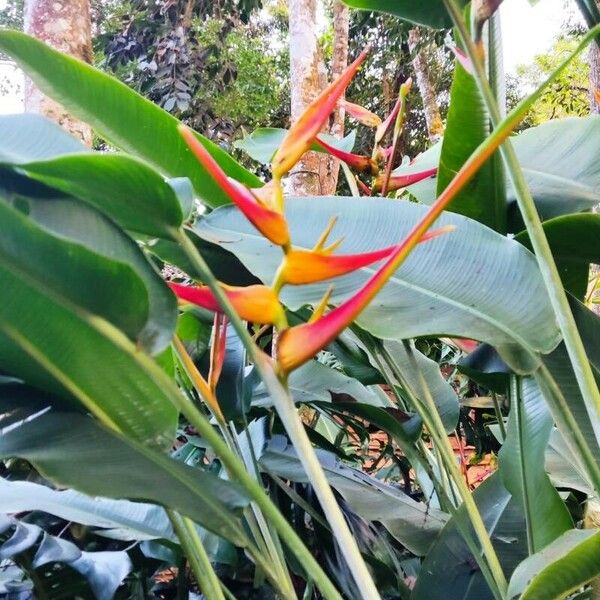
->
[443,337,479,353]
[356,178,372,196]
[375,95,402,146]
[450,46,474,75]
[169,283,286,327]
[341,100,382,128]
[280,246,396,285]
[314,136,377,174]
[179,126,290,246]
[373,167,438,192]
[277,225,455,373]
[271,48,369,179]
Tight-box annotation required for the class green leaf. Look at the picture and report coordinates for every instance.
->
[403,117,600,231]
[0,114,186,238]
[507,529,600,600]
[498,377,573,553]
[0,231,178,446]
[0,478,173,541]
[0,195,176,354]
[514,213,600,299]
[0,385,250,547]
[413,474,528,600]
[196,196,561,372]
[233,127,357,165]
[260,436,448,555]
[437,39,505,231]
[341,0,460,28]
[252,360,386,408]
[0,31,260,206]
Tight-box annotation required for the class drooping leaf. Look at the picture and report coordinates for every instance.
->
[341,0,461,28]
[514,213,600,299]
[507,529,600,600]
[0,478,173,541]
[0,385,250,546]
[196,196,560,373]
[0,31,260,206]
[413,474,527,600]
[498,377,573,552]
[259,436,448,555]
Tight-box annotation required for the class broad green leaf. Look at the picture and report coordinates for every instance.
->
[196,196,561,372]
[507,529,600,600]
[413,474,527,600]
[0,247,178,447]
[252,360,386,408]
[0,195,176,354]
[234,127,356,165]
[341,0,460,28]
[545,429,594,495]
[437,37,505,231]
[260,436,448,555]
[515,213,600,299]
[0,31,260,206]
[0,114,185,237]
[0,479,173,541]
[0,387,250,547]
[403,117,600,231]
[498,377,572,552]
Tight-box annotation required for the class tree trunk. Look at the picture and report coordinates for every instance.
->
[320,0,349,195]
[408,27,444,143]
[24,0,93,145]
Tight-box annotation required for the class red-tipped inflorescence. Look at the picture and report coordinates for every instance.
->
[170,283,286,327]
[179,126,290,246]
[271,48,369,179]
[314,136,376,175]
[341,100,382,128]
[373,167,438,192]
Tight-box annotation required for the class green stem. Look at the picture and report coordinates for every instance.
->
[168,510,226,600]
[169,230,345,600]
[491,392,506,441]
[443,0,600,453]
[380,343,507,599]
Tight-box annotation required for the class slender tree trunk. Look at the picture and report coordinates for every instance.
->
[24,0,93,145]
[320,0,349,195]
[408,27,444,143]
[288,0,324,196]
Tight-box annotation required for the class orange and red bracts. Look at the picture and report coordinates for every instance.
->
[341,100,382,128]
[179,126,290,247]
[169,283,286,327]
[373,167,438,193]
[314,136,377,175]
[277,225,455,373]
[272,48,369,179]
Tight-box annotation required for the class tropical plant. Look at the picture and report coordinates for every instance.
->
[1,1,600,599]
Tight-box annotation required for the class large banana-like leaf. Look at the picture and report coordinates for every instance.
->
[0,209,178,445]
[401,117,600,231]
[196,196,560,372]
[0,385,250,547]
[413,474,527,600]
[259,436,447,556]
[341,0,462,28]
[498,377,572,553]
[0,31,260,206]
[515,213,600,299]
[507,529,600,600]
[0,114,185,238]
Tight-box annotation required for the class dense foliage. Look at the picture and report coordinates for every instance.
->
[0,1,600,599]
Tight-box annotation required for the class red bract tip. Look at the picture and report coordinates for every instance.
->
[373,167,438,193]
[277,225,455,373]
[272,48,369,179]
[179,126,290,246]
[451,46,474,75]
[315,136,376,174]
[169,282,286,327]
